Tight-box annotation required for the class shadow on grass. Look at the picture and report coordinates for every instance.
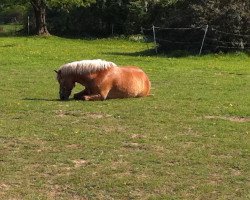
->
[105,49,199,58]
[23,98,76,102]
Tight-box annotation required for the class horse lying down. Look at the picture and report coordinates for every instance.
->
[55,59,151,101]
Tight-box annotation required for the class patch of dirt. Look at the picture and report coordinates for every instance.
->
[72,159,89,168]
[114,171,131,179]
[55,110,112,119]
[211,154,233,159]
[136,173,148,181]
[86,112,112,119]
[111,159,129,168]
[122,142,147,150]
[0,183,10,191]
[48,185,88,200]
[129,189,149,199]
[231,168,241,176]
[181,141,195,148]
[205,116,250,123]
[55,110,82,117]
[102,125,125,133]
[48,185,62,199]
[177,127,202,137]
[123,142,140,148]
[153,145,165,152]
[0,183,10,197]
[131,134,145,139]
[208,173,224,185]
[66,144,83,149]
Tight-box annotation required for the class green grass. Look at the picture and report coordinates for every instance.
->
[0,24,23,36]
[0,36,249,200]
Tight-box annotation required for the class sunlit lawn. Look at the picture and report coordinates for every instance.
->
[0,36,249,199]
[0,24,23,36]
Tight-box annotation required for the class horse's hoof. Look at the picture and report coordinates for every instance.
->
[83,96,89,101]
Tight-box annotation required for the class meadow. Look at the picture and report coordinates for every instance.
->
[0,36,249,199]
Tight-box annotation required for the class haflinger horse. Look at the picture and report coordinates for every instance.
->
[55,59,151,101]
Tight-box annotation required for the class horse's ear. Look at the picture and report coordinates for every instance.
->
[54,70,58,74]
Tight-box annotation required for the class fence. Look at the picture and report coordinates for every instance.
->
[141,25,250,54]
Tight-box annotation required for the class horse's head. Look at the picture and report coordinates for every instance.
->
[55,70,75,100]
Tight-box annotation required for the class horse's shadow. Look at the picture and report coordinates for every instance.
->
[23,98,75,102]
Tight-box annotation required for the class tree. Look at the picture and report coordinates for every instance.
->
[32,0,96,35]
[2,0,95,35]
[146,0,250,52]
[0,5,27,23]
[47,0,130,36]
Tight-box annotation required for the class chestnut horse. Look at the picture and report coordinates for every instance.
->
[55,59,151,101]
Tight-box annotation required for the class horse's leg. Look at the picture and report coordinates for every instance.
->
[83,94,104,101]
[73,88,90,100]
[83,86,111,101]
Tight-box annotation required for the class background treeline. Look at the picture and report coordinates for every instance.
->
[47,0,250,52]
[1,0,249,52]
[49,0,249,36]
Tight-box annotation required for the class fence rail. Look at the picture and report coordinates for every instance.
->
[142,25,250,54]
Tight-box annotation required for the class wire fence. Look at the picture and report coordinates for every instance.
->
[1,17,249,54]
[141,25,250,54]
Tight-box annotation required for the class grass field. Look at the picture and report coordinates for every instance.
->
[0,24,23,36]
[0,36,249,200]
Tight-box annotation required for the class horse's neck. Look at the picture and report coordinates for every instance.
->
[75,72,98,86]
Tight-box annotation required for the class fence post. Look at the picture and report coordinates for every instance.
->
[199,25,208,55]
[14,17,17,33]
[152,25,158,53]
[27,16,30,35]
[140,27,143,34]
[111,24,114,36]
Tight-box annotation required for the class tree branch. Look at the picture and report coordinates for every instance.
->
[30,0,39,10]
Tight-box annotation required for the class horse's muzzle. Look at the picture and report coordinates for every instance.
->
[59,93,70,101]
[59,89,71,101]
[60,96,69,101]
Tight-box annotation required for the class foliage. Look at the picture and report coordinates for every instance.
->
[0,5,27,24]
[47,0,95,8]
[145,0,250,52]
[1,0,249,50]
[1,0,96,35]
[47,0,129,36]
[191,0,249,49]
[0,36,249,199]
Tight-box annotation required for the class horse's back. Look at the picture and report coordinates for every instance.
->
[121,66,151,96]
[107,66,151,98]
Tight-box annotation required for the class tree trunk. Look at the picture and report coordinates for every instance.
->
[31,0,50,36]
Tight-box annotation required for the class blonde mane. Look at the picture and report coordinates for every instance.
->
[58,59,117,75]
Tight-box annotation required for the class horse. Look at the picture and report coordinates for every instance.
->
[55,59,151,101]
